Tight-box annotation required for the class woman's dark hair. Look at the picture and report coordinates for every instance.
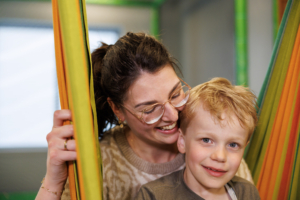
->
[92,32,179,137]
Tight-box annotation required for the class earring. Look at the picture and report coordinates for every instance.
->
[118,119,124,128]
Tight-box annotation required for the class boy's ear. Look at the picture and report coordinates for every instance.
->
[107,97,125,121]
[177,129,186,154]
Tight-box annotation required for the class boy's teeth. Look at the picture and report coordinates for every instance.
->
[160,122,177,130]
[210,168,217,172]
[207,167,221,172]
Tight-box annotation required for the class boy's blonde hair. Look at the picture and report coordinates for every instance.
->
[180,78,258,138]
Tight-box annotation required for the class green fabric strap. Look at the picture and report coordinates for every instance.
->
[235,0,248,86]
[81,0,103,192]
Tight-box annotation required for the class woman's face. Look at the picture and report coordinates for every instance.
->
[121,64,184,146]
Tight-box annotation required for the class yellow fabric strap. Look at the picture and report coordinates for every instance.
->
[52,0,103,199]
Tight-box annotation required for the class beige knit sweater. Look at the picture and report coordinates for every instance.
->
[61,126,253,200]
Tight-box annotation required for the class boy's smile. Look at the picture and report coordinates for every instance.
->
[178,102,249,198]
[202,165,227,177]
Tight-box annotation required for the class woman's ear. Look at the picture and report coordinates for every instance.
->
[107,97,125,121]
[177,129,186,154]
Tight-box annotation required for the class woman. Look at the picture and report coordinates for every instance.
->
[36,32,253,200]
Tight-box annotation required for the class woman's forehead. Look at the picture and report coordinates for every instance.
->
[126,65,179,105]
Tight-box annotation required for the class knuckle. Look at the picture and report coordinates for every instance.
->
[68,125,74,132]
[71,152,77,160]
[69,141,76,150]
[53,110,61,119]
[48,140,56,149]
[49,150,58,160]
[46,132,53,142]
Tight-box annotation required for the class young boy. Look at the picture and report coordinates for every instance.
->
[135,77,260,200]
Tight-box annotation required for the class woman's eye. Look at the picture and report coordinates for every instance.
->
[143,106,156,115]
[171,88,182,99]
[229,143,239,148]
[171,92,180,99]
[202,138,211,143]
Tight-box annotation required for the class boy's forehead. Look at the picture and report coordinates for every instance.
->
[195,102,242,128]
[187,103,249,140]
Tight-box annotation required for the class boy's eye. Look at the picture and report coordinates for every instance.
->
[229,143,239,148]
[202,138,212,143]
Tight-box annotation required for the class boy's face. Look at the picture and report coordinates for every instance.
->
[178,103,249,194]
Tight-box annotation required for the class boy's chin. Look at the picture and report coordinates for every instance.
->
[198,170,238,191]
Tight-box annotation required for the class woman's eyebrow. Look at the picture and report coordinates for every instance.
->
[168,81,181,97]
[134,80,181,109]
[134,100,158,109]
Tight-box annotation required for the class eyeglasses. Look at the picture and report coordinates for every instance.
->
[122,78,191,124]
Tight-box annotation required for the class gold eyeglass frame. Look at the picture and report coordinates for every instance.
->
[121,77,191,124]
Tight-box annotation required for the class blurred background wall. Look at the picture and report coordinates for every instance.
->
[0,0,273,197]
[161,0,273,93]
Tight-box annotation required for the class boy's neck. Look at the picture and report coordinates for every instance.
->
[197,187,230,200]
[183,169,231,200]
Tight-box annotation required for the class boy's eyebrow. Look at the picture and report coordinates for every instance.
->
[228,135,247,143]
[195,131,246,142]
[134,80,181,109]
[196,131,215,137]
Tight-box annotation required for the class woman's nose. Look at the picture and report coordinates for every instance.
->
[161,102,179,122]
[210,146,227,162]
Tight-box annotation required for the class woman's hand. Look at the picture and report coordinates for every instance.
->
[36,109,76,200]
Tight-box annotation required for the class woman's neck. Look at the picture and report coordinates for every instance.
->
[125,128,179,163]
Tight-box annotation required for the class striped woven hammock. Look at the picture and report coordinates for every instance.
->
[245,0,300,199]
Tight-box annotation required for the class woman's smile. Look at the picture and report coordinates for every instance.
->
[155,122,178,134]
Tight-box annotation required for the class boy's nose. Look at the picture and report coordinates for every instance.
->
[211,146,227,162]
[161,102,179,122]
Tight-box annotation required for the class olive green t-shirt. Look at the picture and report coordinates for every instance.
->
[135,169,260,200]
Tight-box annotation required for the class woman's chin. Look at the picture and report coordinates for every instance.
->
[154,127,180,144]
